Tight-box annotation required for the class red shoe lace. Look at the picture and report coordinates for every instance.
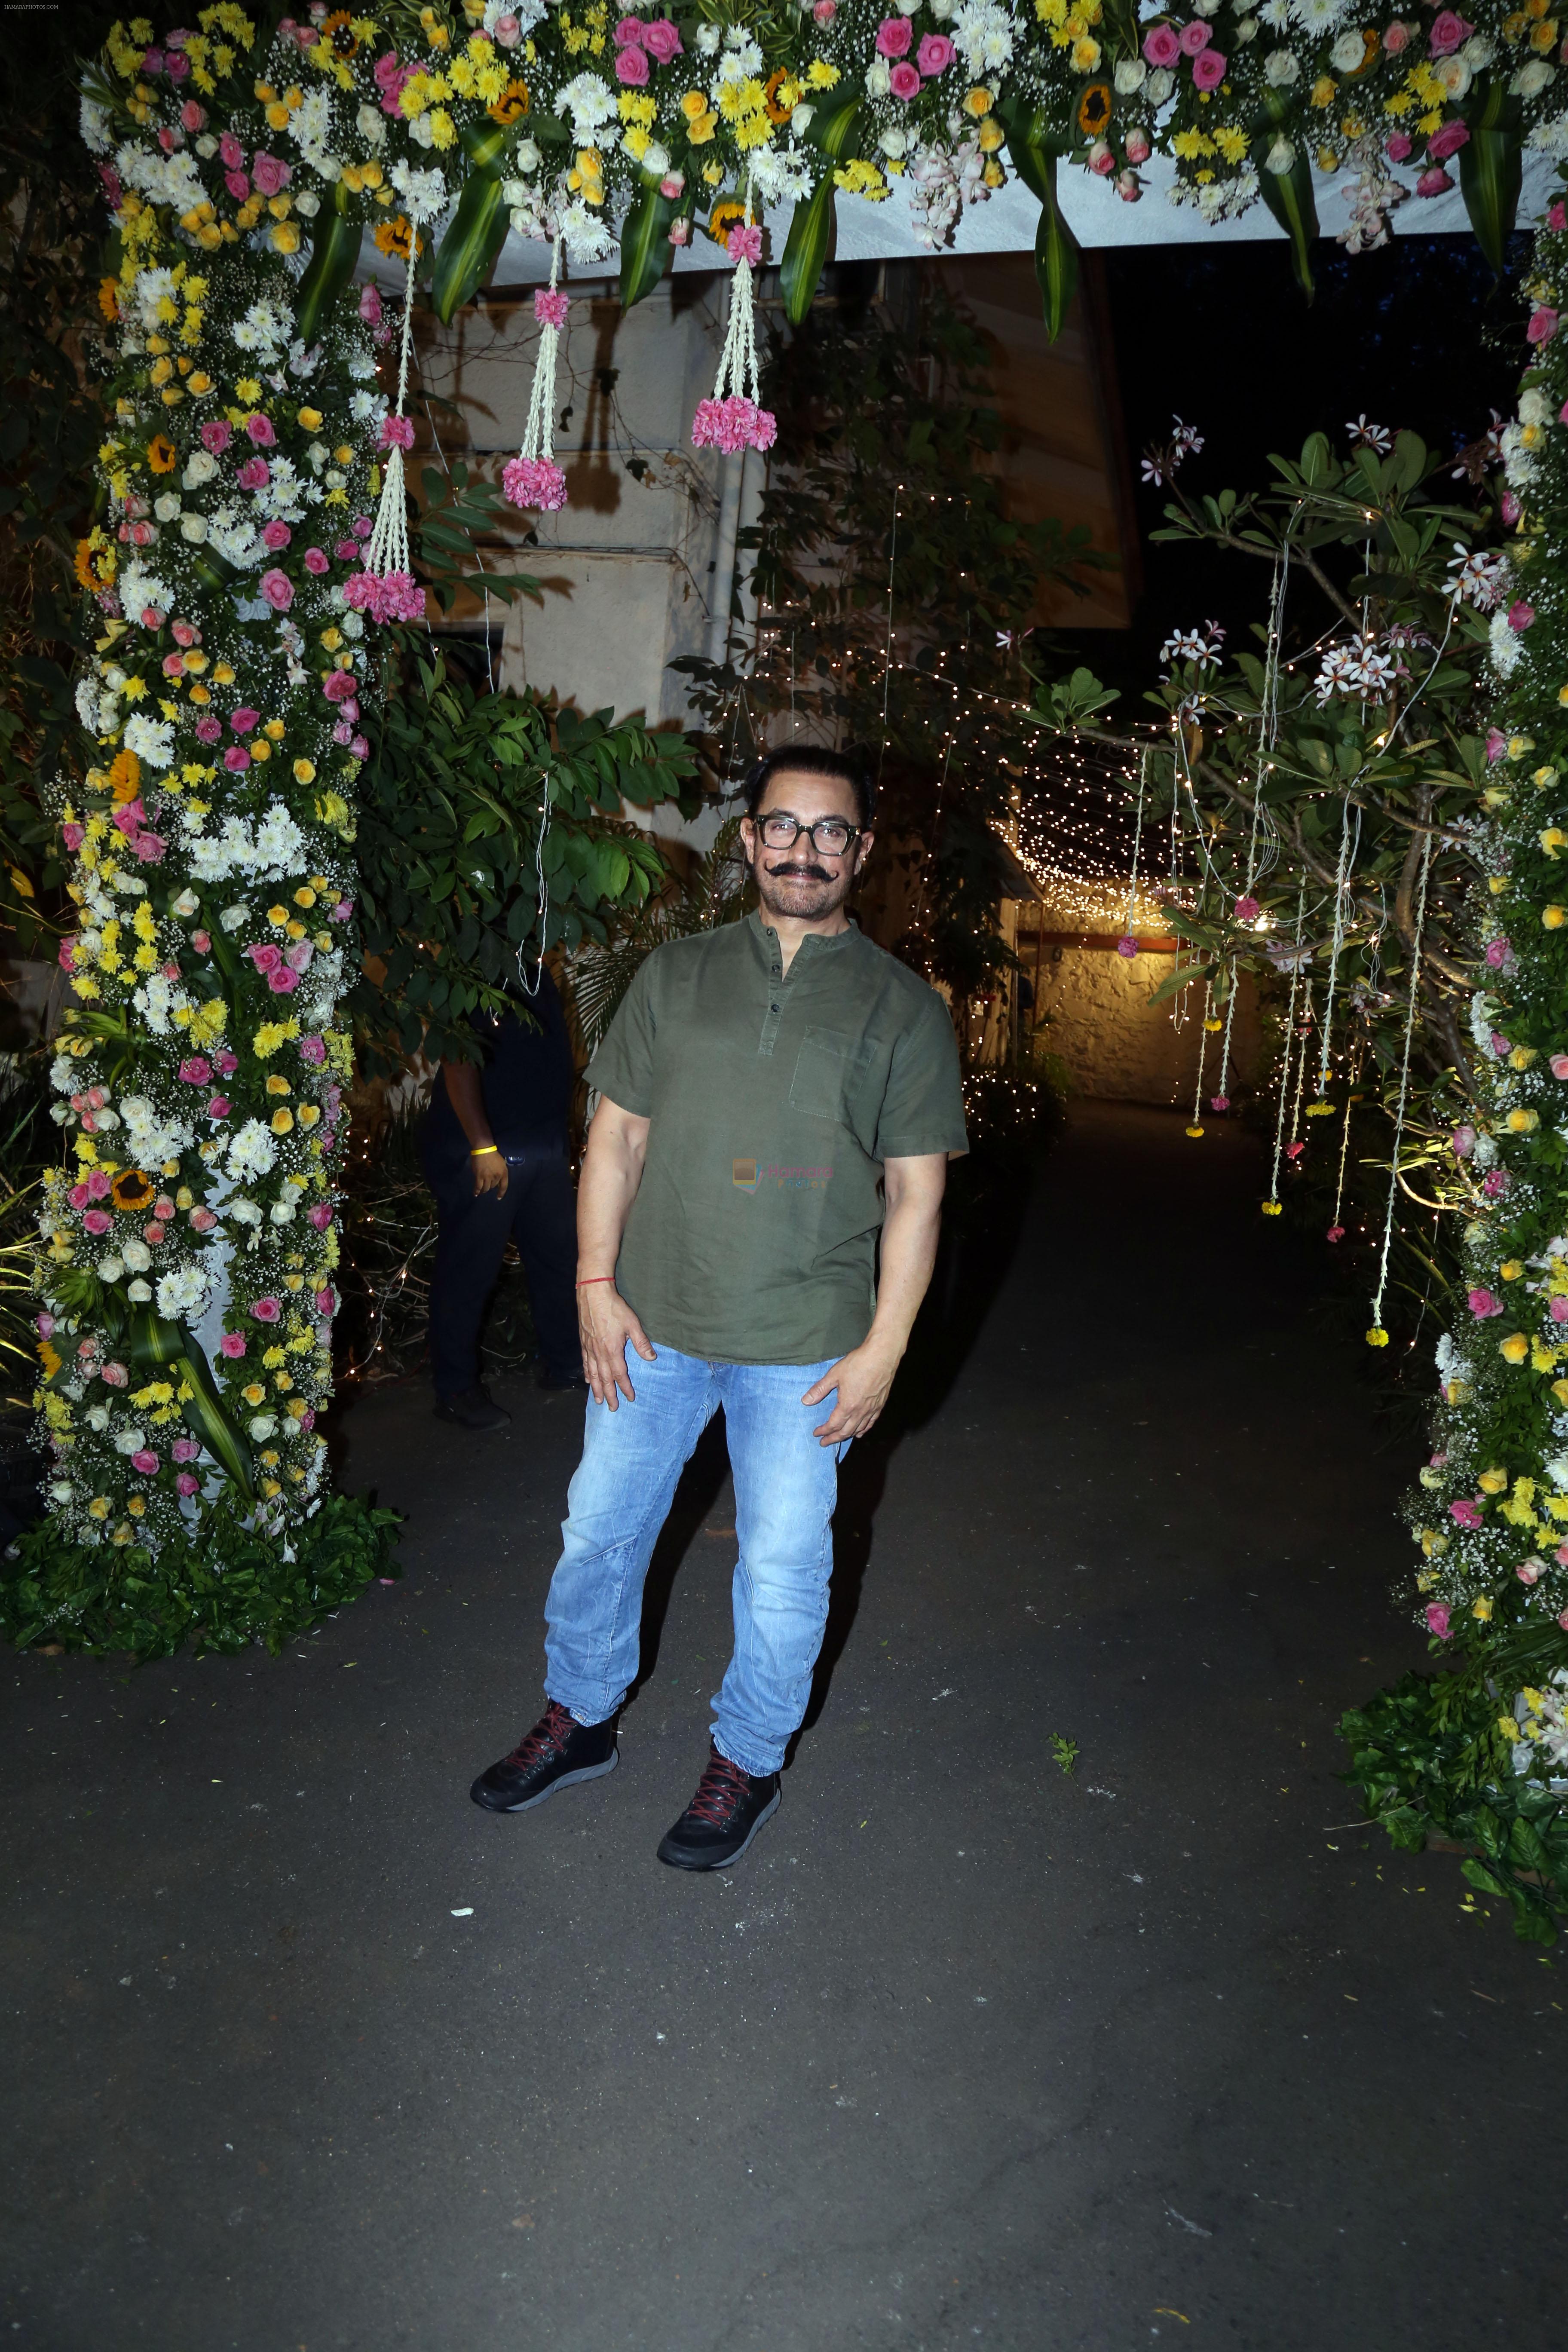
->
[685,1749,753,1828]
[505,1701,577,1770]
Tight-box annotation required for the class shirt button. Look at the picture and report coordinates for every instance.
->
[770,1003,780,1015]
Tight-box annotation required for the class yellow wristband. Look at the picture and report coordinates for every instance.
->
[470,1145,500,1157]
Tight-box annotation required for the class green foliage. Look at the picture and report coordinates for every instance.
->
[0,1489,401,1661]
[1050,1732,1079,1775]
[1340,1669,1568,1945]
[349,647,698,1070]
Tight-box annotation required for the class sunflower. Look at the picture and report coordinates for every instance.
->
[98,276,120,322]
[322,7,359,58]
[1077,81,1112,137]
[147,432,177,474]
[705,196,755,246]
[488,77,530,125]
[763,67,799,124]
[373,214,420,261]
[108,749,142,802]
[110,1169,156,1213]
[74,529,116,592]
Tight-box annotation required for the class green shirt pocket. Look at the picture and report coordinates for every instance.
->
[789,1025,877,1123]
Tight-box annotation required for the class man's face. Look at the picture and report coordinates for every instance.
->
[741,770,872,925]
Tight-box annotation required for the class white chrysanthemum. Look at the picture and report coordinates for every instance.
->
[156,1264,212,1321]
[205,504,264,568]
[116,141,205,215]
[74,676,116,735]
[252,803,308,876]
[122,711,175,768]
[118,561,174,620]
[952,0,1014,78]
[233,301,292,358]
[1530,111,1568,158]
[289,85,340,178]
[80,96,113,154]
[119,1095,193,1166]
[748,143,815,204]
[557,72,618,142]
[560,200,616,266]
[1490,607,1524,677]
[228,1121,280,1182]
[1289,0,1350,30]
[389,158,450,223]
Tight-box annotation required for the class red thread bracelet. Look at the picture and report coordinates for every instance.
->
[576,1277,615,1288]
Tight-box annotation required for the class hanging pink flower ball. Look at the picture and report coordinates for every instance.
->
[502,455,569,511]
[1115,934,1138,958]
[727,223,764,267]
[380,414,416,450]
[535,286,570,328]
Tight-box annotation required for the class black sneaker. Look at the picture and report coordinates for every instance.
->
[470,1701,617,1813]
[656,1744,780,1872]
[435,1385,511,1432]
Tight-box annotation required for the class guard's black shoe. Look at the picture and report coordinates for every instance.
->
[435,1384,511,1432]
[470,1701,617,1813]
[656,1744,780,1871]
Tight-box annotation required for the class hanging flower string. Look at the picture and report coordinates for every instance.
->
[504,236,571,515]
[1366,828,1433,1347]
[1116,751,1148,959]
[1262,873,1308,1215]
[345,219,429,625]
[1186,980,1211,1139]
[692,193,777,456]
[1309,797,1360,1116]
[1326,1044,1363,1244]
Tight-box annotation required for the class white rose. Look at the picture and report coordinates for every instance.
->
[1266,137,1295,174]
[195,133,218,158]
[121,1240,152,1272]
[1145,67,1174,103]
[87,1405,110,1433]
[643,141,671,177]
[1513,60,1554,95]
[126,1279,153,1302]
[793,100,815,129]
[1330,31,1364,71]
[356,102,387,147]
[270,1201,296,1224]
[1235,16,1258,41]
[182,449,218,488]
[98,1256,124,1282]
[866,56,892,97]
[249,1415,278,1440]
[172,887,199,917]
[410,110,435,147]
[879,127,909,157]
[1264,49,1298,86]
[1114,59,1146,92]
[1433,55,1471,98]
[154,492,181,521]
[180,512,208,542]
[296,191,320,217]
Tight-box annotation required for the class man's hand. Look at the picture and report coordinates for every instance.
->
[579,1282,657,1408]
[472,1151,509,1200]
[802,1337,902,1446]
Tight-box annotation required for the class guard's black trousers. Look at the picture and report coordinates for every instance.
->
[422,1134,582,1398]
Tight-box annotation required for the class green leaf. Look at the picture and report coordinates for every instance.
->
[432,168,509,324]
[1458,100,1524,277]
[619,183,677,310]
[781,172,836,325]
[1253,101,1319,302]
[1001,104,1078,340]
[295,182,364,346]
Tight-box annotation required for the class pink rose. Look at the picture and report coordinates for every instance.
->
[334,539,360,561]
[176,1472,201,1497]
[171,1437,200,1463]
[190,1207,218,1231]
[1415,167,1453,198]
[1551,1297,1568,1323]
[1428,10,1472,56]
[214,1050,238,1075]
[143,1221,165,1243]
[1551,1053,1568,1079]
[1192,48,1226,88]
[324,668,358,703]
[251,1297,282,1323]
[132,1449,159,1475]
[61,821,84,852]
[300,1033,327,1064]
[352,514,373,538]
[1383,21,1410,55]
[229,706,259,734]
[200,420,232,456]
[1468,1288,1503,1318]
[130,830,165,865]
[643,17,682,61]
[876,14,913,56]
[245,410,277,446]
[260,568,294,612]
[1179,18,1212,52]
[303,546,329,574]
[308,1202,334,1231]
[225,169,250,200]
[179,1056,212,1085]
[262,520,291,549]
[359,282,383,328]
[493,11,521,44]
[236,456,270,490]
[1125,129,1151,164]
[813,0,836,18]
[1485,726,1507,762]
[1485,937,1513,970]
[613,13,645,39]
[1509,600,1536,631]
[206,1095,230,1118]
[194,715,222,744]
[1527,307,1559,346]
[1425,1603,1452,1640]
[100,1360,128,1388]
[1428,121,1469,162]
[83,1209,112,1236]
[1449,1499,1484,1529]
[218,131,243,170]
[615,43,649,83]
[1550,199,1568,232]
[1451,1124,1476,1158]
[1143,24,1180,66]
[1483,1170,1510,1200]
[889,59,922,98]
[223,746,251,772]
[285,937,314,973]
[315,1287,337,1316]
[180,98,206,132]
[251,153,290,197]
[659,173,685,199]
[219,1332,247,1358]
[246,943,282,974]
[86,1170,111,1200]
[917,31,954,74]
[267,966,300,994]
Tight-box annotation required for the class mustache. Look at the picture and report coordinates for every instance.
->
[764,860,833,882]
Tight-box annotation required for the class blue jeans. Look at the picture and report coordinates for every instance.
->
[543,1342,850,1777]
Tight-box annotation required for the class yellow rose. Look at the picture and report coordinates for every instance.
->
[1501,1332,1531,1363]
[271,1108,294,1134]
[1473,1595,1494,1620]
[1477,1467,1509,1493]
[1544,904,1567,928]
[293,757,316,785]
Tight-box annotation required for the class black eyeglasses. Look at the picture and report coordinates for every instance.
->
[754,812,863,857]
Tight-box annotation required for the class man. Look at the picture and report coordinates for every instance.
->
[422,962,586,1433]
[470,747,967,1869]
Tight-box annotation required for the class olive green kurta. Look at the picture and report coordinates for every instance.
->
[585,913,967,1364]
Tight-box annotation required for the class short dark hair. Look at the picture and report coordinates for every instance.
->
[742,745,875,831]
